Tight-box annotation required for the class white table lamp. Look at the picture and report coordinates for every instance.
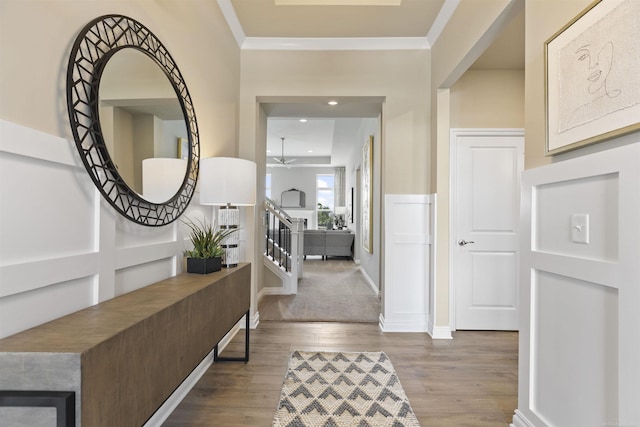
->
[199,157,257,267]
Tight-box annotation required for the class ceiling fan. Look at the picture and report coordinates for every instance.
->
[273,137,296,166]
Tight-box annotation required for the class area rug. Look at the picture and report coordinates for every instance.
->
[273,351,421,427]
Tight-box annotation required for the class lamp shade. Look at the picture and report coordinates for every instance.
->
[334,206,346,215]
[199,157,257,206]
[142,158,188,203]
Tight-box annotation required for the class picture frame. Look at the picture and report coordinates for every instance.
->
[545,0,640,155]
[177,137,189,160]
[361,135,373,253]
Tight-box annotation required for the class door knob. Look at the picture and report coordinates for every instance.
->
[458,239,475,246]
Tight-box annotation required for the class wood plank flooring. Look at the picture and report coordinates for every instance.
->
[162,322,518,426]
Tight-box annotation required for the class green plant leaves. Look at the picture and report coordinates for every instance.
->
[182,217,238,259]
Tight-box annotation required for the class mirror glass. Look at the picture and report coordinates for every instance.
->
[99,49,188,203]
[67,14,199,226]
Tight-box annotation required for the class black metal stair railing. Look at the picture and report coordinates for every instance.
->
[264,198,294,273]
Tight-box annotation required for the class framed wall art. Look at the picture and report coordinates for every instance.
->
[545,0,640,155]
[361,135,373,253]
[178,137,189,160]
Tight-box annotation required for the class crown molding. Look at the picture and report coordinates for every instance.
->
[216,0,463,51]
[426,0,460,47]
[217,0,246,47]
[242,37,429,50]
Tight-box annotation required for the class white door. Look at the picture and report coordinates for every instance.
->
[451,130,524,330]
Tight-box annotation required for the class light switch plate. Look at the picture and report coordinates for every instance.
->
[571,213,589,244]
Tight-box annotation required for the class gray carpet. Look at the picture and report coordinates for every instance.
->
[259,258,381,323]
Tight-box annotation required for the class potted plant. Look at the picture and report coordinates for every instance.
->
[183,218,238,274]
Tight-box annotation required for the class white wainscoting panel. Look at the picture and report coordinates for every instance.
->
[512,142,640,427]
[0,120,194,338]
[0,120,249,425]
[535,173,618,262]
[115,259,176,296]
[534,271,618,426]
[381,194,433,332]
[0,135,95,265]
[0,276,96,338]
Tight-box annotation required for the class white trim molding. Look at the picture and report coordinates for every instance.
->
[242,37,429,51]
[510,410,536,427]
[381,194,433,333]
[217,0,463,51]
[428,323,452,340]
[514,142,640,426]
[358,266,379,296]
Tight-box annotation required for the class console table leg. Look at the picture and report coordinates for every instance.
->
[214,310,250,363]
[244,309,250,362]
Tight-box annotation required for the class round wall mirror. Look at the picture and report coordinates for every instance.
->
[99,49,188,203]
[66,15,199,226]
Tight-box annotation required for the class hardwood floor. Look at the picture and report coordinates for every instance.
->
[163,322,518,426]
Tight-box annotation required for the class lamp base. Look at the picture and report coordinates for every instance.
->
[221,245,239,268]
[219,205,240,268]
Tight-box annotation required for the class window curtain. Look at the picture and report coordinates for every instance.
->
[334,166,345,208]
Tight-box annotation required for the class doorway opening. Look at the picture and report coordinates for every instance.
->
[259,97,383,323]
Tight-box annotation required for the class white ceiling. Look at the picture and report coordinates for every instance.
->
[219,0,524,166]
[263,96,383,166]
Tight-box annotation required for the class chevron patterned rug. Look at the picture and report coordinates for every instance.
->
[273,351,421,427]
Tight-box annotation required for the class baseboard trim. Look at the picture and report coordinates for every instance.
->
[259,286,290,297]
[143,325,240,426]
[358,266,379,296]
[251,310,260,329]
[510,410,536,427]
[427,320,452,340]
[379,314,428,333]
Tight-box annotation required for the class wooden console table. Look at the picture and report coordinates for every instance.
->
[0,263,251,427]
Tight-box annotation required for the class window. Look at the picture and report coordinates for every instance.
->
[265,174,272,199]
[316,174,334,229]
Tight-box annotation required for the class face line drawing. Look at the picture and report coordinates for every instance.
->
[575,41,618,97]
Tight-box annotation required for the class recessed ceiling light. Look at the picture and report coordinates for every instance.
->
[308,150,313,153]
[299,118,308,122]
[328,100,338,106]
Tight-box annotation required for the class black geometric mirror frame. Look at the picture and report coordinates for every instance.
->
[66,15,199,226]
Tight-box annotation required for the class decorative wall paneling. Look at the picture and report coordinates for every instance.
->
[0,120,253,425]
[381,194,435,333]
[0,119,185,337]
[512,142,640,427]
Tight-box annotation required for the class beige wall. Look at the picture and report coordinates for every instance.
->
[450,70,524,128]
[431,0,514,90]
[7,0,621,338]
[239,49,430,299]
[434,68,524,329]
[239,49,431,194]
[430,0,522,328]
[0,0,240,159]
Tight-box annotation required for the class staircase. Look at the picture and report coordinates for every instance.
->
[264,198,304,294]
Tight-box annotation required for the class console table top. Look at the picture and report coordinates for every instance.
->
[0,263,250,353]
